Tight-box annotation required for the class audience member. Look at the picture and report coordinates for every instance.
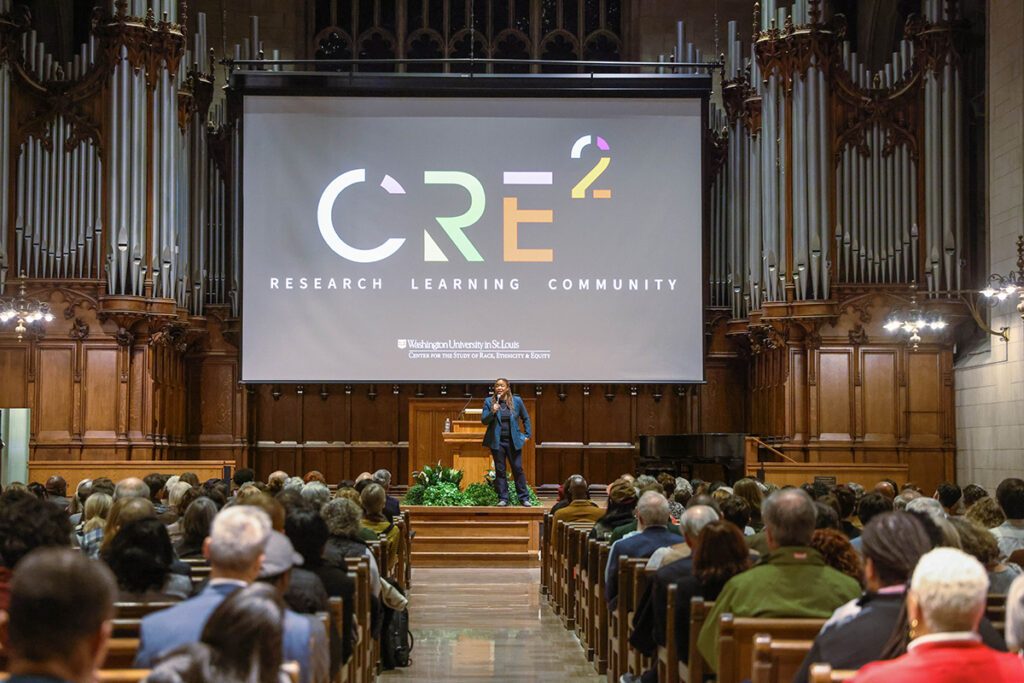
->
[551,476,604,534]
[175,497,218,559]
[283,477,305,494]
[373,469,401,518]
[894,488,922,510]
[134,506,328,683]
[950,517,1022,594]
[44,475,70,512]
[147,582,290,683]
[605,492,682,607]
[834,485,861,538]
[732,478,764,532]
[720,495,753,535]
[360,483,402,575]
[963,484,989,508]
[1007,574,1024,652]
[94,497,155,559]
[814,501,841,532]
[179,472,200,487]
[258,529,328,615]
[232,467,256,492]
[79,492,112,539]
[114,477,150,501]
[4,548,116,683]
[267,471,288,495]
[851,548,1024,682]
[794,512,933,683]
[106,517,192,601]
[850,492,894,552]
[646,504,719,573]
[321,498,382,598]
[68,478,93,526]
[26,482,47,501]
[697,488,862,669]
[301,481,331,510]
[303,470,326,484]
[873,480,896,501]
[144,473,176,524]
[968,496,1006,529]
[991,478,1024,561]
[935,481,965,516]
[589,478,637,542]
[0,492,72,609]
[809,528,864,583]
[238,492,288,531]
[286,506,356,671]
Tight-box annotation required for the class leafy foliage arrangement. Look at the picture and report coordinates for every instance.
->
[402,463,540,507]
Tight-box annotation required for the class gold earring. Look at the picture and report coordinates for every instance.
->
[909,618,919,639]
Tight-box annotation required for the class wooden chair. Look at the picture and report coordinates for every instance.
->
[582,537,603,662]
[657,583,680,683]
[394,514,409,591]
[1008,549,1024,567]
[809,663,859,682]
[114,601,178,619]
[96,672,149,682]
[563,522,594,630]
[986,592,1006,631]
[594,541,611,675]
[716,614,826,683]
[102,638,142,669]
[750,635,815,683]
[327,596,348,683]
[343,557,373,683]
[401,509,413,590]
[687,598,715,683]
[626,564,656,678]
[540,511,553,597]
[109,618,143,639]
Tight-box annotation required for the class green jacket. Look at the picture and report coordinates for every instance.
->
[696,546,862,670]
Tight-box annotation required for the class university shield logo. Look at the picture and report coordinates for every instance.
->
[397,339,407,349]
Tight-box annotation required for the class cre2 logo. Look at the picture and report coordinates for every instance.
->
[315,135,611,264]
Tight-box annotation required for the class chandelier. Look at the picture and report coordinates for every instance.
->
[883,290,947,351]
[0,283,55,341]
[980,235,1024,317]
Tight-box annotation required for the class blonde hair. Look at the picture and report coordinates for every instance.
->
[82,493,113,533]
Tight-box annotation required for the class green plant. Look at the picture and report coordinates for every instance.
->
[421,482,468,506]
[412,461,464,489]
[463,481,499,506]
[507,483,540,506]
[402,484,426,505]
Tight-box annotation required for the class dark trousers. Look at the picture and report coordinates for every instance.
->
[491,441,529,503]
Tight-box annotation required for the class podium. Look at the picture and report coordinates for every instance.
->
[442,410,494,486]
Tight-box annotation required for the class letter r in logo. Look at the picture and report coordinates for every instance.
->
[317,169,406,263]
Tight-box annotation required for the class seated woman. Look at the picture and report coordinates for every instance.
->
[76,491,112,542]
[851,547,1024,681]
[359,483,403,576]
[146,582,292,683]
[589,478,637,542]
[322,497,382,599]
[809,528,864,583]
[174,497,217,559]
[106,517,192,601]
[1007,574,1024,653]
[949,517,1023,594]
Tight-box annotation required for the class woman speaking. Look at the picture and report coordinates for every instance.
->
[481,378,533,506]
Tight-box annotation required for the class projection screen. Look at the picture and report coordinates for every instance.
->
[241,88,704,383]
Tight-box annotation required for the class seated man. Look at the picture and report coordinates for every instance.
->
[373,469,401,519]
[4,547,116,683]
[0,492,73,609]
[135,506,329,683]
[44,476,71,513]
[935,481,964,517]
[605,491,682,608]
[990,478,1024,560]
[696,488,862,670]
[551,475,604,538]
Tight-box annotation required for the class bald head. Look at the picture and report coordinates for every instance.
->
[636,491,670,529]
[113,477,150,501]
[762,488,816,548]
[567,475,588,500]
[680,505,719,544]
[874,481,896,501]
[268,471,288,486]
[116,497,155,526]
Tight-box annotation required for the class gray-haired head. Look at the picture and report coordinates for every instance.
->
[910,547,988,633]
[762,488,816,547]
[207,505,272,573]
[675,478,693,497]
[372,469,393,489]
[680,505,719,543]
[1007,574,1024,651]
[906,496,945,523]
[300,481,331,508]
[321,497,363,537]
[635,474,658,489]
[282,476,304,493]
[636,490,670,528]
[113,477,150,502]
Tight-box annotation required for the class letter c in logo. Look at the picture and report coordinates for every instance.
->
[317,168,406,263]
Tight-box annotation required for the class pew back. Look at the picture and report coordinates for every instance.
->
[717,614,826,683]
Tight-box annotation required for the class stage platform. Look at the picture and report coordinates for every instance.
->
[403,504,547,568]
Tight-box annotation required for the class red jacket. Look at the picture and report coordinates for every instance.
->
[852,637,1024,682]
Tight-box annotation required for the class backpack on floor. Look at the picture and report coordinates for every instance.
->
[380,578,413,669]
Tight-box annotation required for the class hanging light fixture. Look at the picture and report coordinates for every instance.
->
[883,289,947,351]
[980,235,1024,318]
[0,282,55,341]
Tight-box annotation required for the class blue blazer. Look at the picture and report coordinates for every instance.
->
[481,394,531,451]
[134,582,316,683]
[605,526,684,605]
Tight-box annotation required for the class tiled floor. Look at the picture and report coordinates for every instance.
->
[380,567,605,682]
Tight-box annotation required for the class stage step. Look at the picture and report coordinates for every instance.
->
[404,505,544,568]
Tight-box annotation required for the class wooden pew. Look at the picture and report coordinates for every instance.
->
[581,537,603,662]
[563,522,595,631]
[327,596,348,683]
[657,583,680,683]
[687,598,715,683]
[607,557,647,683]
[809,663,859,682]
[114,601,178,619]
[401,508,413,590]
[540,511,553,597]
[987,592,1006,631]
[573,528,594,648]
[394,514,409,592]
[716,614,826,683]
[594,541,611,675]
[750,635,815,683]
[343,557,373,683]
[626,564,656,678]
[102,638,142,669]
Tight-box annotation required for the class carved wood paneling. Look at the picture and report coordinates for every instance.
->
[0,347,28,408]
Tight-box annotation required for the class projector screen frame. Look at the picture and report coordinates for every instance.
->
[232,71,711,384]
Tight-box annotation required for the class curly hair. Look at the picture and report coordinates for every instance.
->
[948,517,1000,568]
[810,528,864,583]
[692,520,750,590]
[966,496,1005,529]
[0,493,71,568]
[322,498,363,537]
